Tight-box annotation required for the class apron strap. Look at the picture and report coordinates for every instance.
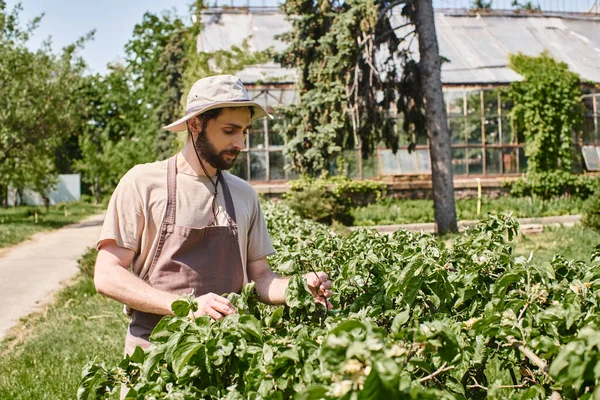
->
[140,155,177,282]
[164,155,178,226]
[218,171,237,227]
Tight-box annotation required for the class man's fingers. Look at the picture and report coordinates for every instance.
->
[211,300,236,316]
[211,295,237,313]
[306,272,330,288]
[318,272,329,283]
[320,280,331,290]
[206,308,223,320]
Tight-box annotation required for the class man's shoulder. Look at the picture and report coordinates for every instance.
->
[122,160,167,185]
[222,172,258,199]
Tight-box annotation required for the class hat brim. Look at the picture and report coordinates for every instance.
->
[162,101,273,132]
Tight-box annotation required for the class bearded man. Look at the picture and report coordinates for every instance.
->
[94,75,332,355]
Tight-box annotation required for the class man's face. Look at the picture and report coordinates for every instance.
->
[192,107,251,170]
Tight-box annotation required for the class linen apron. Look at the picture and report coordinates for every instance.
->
[124,155,245,355]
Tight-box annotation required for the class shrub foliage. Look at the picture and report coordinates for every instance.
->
[80,202,600,399]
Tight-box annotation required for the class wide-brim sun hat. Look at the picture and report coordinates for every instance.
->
[163,74,273,132]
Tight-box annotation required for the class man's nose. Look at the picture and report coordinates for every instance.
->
[232,132,246,151]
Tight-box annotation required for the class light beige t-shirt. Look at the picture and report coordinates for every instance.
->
[97,158,275,283]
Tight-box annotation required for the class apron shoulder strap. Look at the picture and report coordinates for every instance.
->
[218,171,237,226]
[139,155,177,282]
[165,155,178,226]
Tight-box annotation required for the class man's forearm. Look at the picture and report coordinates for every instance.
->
[95,262,179,316]
[253,269,290,305]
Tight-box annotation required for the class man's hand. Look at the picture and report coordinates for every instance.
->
[304,272,333,309]
[194,292,237,320]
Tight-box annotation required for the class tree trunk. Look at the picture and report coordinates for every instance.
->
[414,0,457,234]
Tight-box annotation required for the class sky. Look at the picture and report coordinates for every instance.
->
[5,0,286,75]
[5,0,190,75]
[6,0,594,75]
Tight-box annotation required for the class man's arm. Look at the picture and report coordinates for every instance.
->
[94,240,236,319]
[247,257,332,308]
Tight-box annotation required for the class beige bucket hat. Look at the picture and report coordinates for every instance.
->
[163,74,273,132]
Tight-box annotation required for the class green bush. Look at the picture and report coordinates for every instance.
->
[582,181,600,231]
[509,171,597,200]
[283,175,385,226]
[77,247,98,279]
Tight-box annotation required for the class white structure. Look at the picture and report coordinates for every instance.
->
[8,174,81,206]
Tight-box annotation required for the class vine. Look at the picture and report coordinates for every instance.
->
[508,51,584,174]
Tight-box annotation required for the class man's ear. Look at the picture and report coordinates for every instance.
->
[188,116,201,134]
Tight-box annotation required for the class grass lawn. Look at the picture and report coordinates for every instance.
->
[0,202,105,249]
[0,225,598,399]
[352,196,586,226]
[0,275,126,400]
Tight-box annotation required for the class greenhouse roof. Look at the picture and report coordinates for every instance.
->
[198,9,600,85]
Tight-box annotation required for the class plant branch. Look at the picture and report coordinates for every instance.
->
[505,336,549,376]
[419,362,454,383]
[378,0,409,20]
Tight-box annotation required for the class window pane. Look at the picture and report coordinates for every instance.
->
[249,151,267,181]
[502,148,518,174]
[249,119,265,149]
[396,118,411,145]
[500,94,514,118]
[265,90,282,108]
[485,148,501,175]
[267,119,285,147]
[452,148,467,175]
[416,149,431,173]
[468,148,483,175]
[485,115,500,145]
[280,90,297,106]
[583,93,595,113]
[269,151,286,180]
[466,90,482,144]
[583,116,599,144]
[518,147,528,173]
[444,90,464,115]
[399,149,419,173]
[248,90,267,108]
[363,153,379,178]
[501,117,516,144]
[230,152,248,180]
[483,90,498,117]
[449,116,465,144]
[340,150,360,178]
[415,133,428,146]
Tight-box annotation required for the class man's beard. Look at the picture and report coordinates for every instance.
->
[194,129,240,171]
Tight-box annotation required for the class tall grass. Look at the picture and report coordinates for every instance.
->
[352,196,585,226]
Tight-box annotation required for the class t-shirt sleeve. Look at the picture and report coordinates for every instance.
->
[96,177,145,252]
[247,196,276,262]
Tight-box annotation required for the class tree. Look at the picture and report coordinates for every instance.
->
[155,28,188,159]
[412,0,457,234]
[75,66,156,202]
[0,1,91,206]
[125,11,186,160]
[276,0,457,233]
[276,0,417,176]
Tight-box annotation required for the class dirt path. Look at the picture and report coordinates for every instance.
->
[0,213,104,340]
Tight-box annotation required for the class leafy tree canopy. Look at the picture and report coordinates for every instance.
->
[275,0,425,176]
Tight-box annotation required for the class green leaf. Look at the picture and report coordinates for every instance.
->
[171,295,197,318]
[295,385,329,400]
[172,340,203,376]
[391,309,410,336]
